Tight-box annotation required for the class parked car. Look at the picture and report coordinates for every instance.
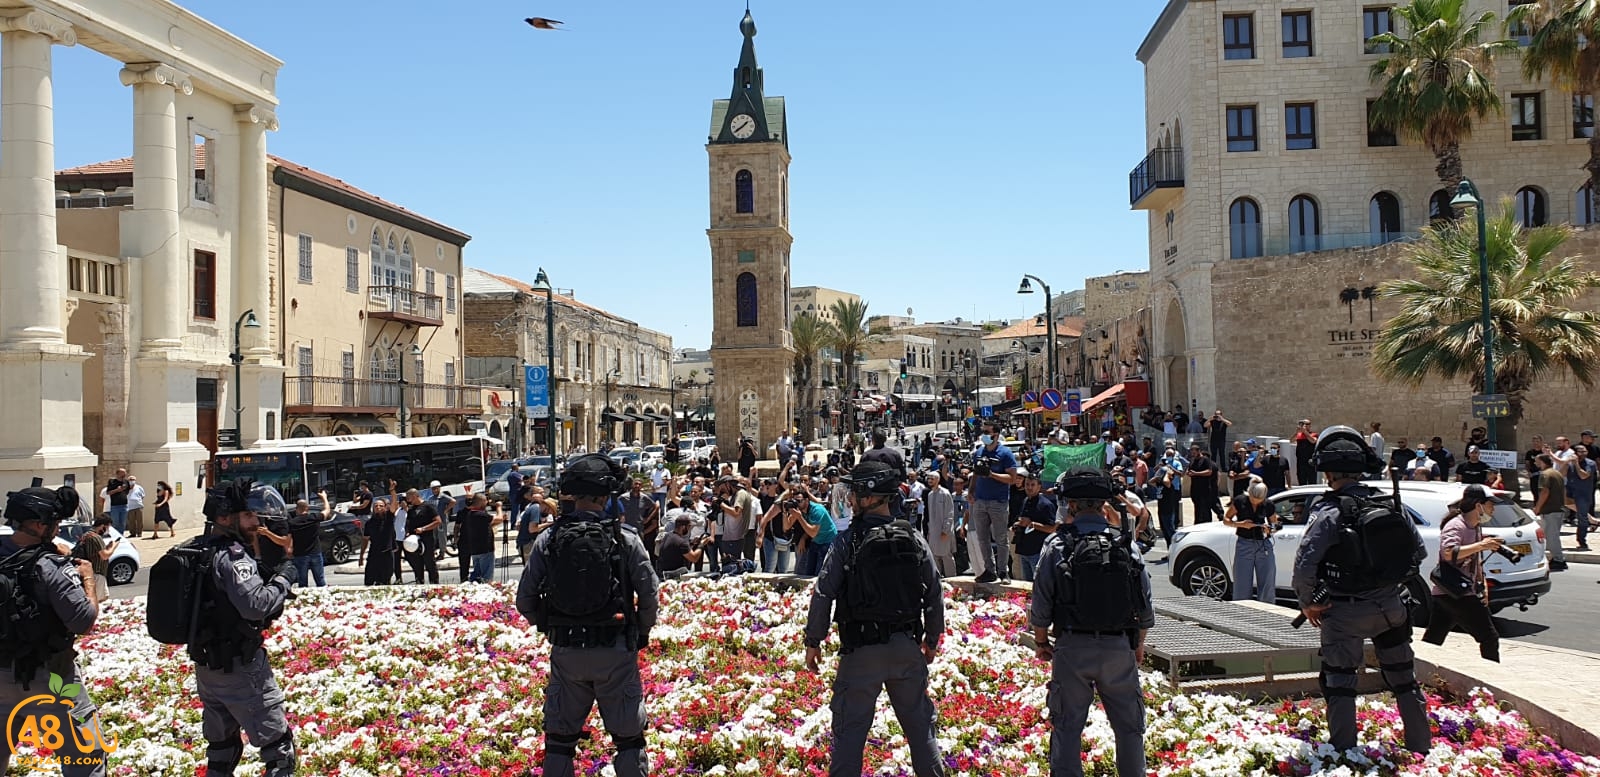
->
[33,521,145,586]
[489,465,555,496]
[1164,480,1550,625]
[252,485,366,565]
[640,445,665,467]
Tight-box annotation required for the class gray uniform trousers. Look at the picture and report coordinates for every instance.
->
[969,498,1011,578]
[1318,595,1430,753]
[1047,632,1145,777]
[196,649,293,774]
[1231,538,1276,603]
[0,656,106,777]
[828,632,943,777]
[542,640,647,777]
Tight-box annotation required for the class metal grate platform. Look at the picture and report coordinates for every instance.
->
[1144,615,1301,683]
[1155,597,1323,650]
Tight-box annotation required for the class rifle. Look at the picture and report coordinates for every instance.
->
[1291,584,1328,629]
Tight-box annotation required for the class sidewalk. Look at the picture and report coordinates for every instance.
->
[1413,636,1600,756]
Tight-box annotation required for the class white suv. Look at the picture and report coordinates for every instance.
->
[1165,481,1551,624]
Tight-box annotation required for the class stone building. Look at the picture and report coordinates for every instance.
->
[462,268,674,452]
[1131,0,1600,440]
[3,0,282,507]
[706,10,795,455]
[1081,270,1150,330]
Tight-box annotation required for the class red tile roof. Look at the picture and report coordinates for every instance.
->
[467,268,610,318]
[984,315,1083,341]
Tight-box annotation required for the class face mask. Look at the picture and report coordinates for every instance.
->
[980,435,993,446]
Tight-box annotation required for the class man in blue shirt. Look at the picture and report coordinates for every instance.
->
[970,421,1019,583]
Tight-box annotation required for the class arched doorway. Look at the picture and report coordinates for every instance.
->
[434,422,452,436]
[292,424,317,438]
[1161,299,1189,410]
[489,419,503,440]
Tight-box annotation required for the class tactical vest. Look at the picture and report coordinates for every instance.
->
[188,538,270,671]
[537,512,636,649]
[1315,490,1418,593]
[0,545,75,689]
[835,519,926,652]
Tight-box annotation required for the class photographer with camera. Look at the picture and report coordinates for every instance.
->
[1421,485,1507,662]
[968,421,1020,583]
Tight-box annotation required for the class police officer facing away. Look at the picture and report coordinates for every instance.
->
[192,478,298,776]
[1291,426,1431,754]
[803,460,946,777]
[0,486,106,777]
[516,454,658,777]
[1029,467,1154,777]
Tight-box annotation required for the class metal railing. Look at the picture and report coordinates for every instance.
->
[1252,230,1420,257]
[1129,146,1185,205]
[284,376,481,411]
[367,285,443,324]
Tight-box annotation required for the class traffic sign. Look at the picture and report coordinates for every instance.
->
[1475,448,1518,469]
[1471,393,1510,419]
[980,405,994,417]
[1040,389,1063,410]
[1022,391,1039,410]
[1065,390,1082,415]
[524,365,550,419]
[216,428,239,447]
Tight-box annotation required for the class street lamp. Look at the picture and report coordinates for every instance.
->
[1018,275,1057,388]
[230,309,261,450]
[396,343,423,438]
[1451,179,1497,449]
[532,268,558,468]
[602,367,622,446]
[669,375,682,438]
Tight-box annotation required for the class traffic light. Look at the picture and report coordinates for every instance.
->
[899,359,908,379]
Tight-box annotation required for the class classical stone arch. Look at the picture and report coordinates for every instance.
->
[1160,296,1189,410]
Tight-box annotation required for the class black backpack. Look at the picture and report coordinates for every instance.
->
[146,538,216,645]
[842,520,927,625]
[1320,491,1420,591]
[542,517,629,628]
[0,545,73,687]
[1051,527,1144,633]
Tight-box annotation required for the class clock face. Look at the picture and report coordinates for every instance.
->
[730,113,757,139]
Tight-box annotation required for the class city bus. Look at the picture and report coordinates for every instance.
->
[212,434,489,510]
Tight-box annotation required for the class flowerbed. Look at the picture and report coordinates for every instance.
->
[16,578,1599,776]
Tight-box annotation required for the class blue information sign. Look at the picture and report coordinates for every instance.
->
[980,405,994,418]
[524,365,550,419]
[1065,391,1082,415]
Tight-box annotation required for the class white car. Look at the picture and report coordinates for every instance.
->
[640,445,665,467]
[0,521,144,586]
[1165,481,1550,624]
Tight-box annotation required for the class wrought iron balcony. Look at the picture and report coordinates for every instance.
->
[1129,146,1184,210]
[283,376,481,414]
[366,285,443,326]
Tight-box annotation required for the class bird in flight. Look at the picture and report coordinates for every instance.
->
[525,17,565,30]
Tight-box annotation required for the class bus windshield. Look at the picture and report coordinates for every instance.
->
[213,451,307,503]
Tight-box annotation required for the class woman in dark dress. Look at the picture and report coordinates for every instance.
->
[361,499,397,586]
[152,481,176,538]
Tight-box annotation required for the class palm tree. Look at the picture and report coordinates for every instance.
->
[1375,198,1600,451]
[827,298,872,434]
[1368,0,1518,187]
[789,312,834,435]
[1517,0,1600,202]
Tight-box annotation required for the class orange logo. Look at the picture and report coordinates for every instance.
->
[5,672,117,769]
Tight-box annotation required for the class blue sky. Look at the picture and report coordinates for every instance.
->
[50,0,1166,348]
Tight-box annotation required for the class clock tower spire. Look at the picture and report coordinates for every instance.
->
[706,8,794,462]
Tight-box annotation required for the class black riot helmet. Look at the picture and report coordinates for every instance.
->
[1312,425,1383,475]
[4,486,78,527]
[1056,466,1115,500]
[559,454,627,497]
[841,460,901,496]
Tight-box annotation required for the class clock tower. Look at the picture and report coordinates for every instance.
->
[707,9,794,462]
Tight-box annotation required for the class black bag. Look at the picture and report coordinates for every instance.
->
[0,545,71,686]
[1323,492,1420,591]
[842,520,927,626]
[146,539,215,645]
[1429,560,1476,599]
[1052,528,1144,633]
[542,517,628,628]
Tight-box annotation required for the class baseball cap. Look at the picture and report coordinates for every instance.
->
[1453,484,1490,512]
[429,480,443,488]
[1583,430,1596,437]
[1467,445,1479,454]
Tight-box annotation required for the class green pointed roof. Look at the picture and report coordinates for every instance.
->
[709,10,786,148]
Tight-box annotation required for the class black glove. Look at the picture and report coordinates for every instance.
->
[270,559,296,587]
[636,629,651,652]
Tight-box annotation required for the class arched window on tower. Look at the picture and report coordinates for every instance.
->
[1228,197,1262,258]
[735,170,754,214]
[1369,191,1402,243]
[1288,195,1321,253]
[1429,189,1458,223]
[1515,186,1548,227]
[736,272,758,327]
[1578,182,1597,225]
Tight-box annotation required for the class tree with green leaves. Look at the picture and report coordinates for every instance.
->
[1375,198,1600,447]
[1368,0,1518,187]
[827,298,872,434]
[1516,0,1600,202]
[790,311,834,436]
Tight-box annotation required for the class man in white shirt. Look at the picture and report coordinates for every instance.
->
[903,473,927,532]
[125,475,148,538]
[649,462,669,512]
[826,468,853,533]
[1368,422,1386,463]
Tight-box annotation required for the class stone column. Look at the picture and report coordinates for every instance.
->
[234,104,276,357]
[0,10,74,346]
[119,63,191,352]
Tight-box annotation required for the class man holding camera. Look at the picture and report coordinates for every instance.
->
[970,421,1019,583]
[658,515,713,577]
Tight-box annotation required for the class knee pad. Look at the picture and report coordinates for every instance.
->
[261,732,297,777]
[610,731,647,751]
[544,729,590,757]
[1380,659,1420,695]
[1374,624,1412,649]
[1319,662,1359,698]
[206,734,244,773]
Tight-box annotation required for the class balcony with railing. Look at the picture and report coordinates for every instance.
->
[1129,146,1184,210]
[1230,229,1421,259]
[283,376,481,415]
[367,285,443,326]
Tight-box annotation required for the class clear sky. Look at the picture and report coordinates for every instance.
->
[49,0,1167,349]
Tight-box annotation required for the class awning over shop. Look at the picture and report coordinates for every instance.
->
[1079,383,1126,415]
[601,411,629,423]
[892,393,939,404]
[993,398,1022,413]
[642,412,669,422]
[549,412,573,422]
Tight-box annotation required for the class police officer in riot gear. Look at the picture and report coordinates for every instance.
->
[1029,467,1154,777]
[192,478,298,776]
[803,459,945,777]
[516,454,658,777]
[1291,425,1430,754]
[0,485,105,777]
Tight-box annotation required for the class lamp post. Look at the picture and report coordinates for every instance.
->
[532,269,559,469]
[230,309,261,450]
[1018,275,1056,388]
[1450,179,1498,449]
[602,368,621,446]
[669,376,682,438]
[396,343,423,438]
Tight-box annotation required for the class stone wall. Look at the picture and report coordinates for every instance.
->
[1208,227,1600,445]
[1082,271,1150,330]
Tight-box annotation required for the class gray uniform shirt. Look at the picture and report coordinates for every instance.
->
[1291,482,1426,608]
[1028,514,1156,632]
[0,536,97,638]
[515,513,659,636]
[804,513,945,649]
[212,539,289,622]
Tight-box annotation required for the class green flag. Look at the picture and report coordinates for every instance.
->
[1040,443,1106,484]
